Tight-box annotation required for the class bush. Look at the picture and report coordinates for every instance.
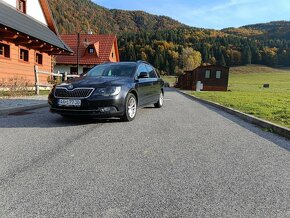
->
[47,76,62,85]
[0,77,31,97]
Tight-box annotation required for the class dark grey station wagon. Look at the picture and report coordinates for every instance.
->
[48,61,165,121]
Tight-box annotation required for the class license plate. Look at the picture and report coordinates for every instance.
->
[58,99,81,107]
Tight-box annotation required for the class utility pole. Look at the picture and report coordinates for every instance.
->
[77,32,80,75]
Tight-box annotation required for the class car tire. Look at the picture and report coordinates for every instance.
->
[154,91,164,108]
[121,93,137,122]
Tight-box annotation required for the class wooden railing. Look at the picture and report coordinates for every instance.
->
[34,66,79,95]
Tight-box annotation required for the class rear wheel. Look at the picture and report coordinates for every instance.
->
[154,91,164,108]
[121,93,137,121]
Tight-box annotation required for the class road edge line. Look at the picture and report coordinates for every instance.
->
[177,90,290,139]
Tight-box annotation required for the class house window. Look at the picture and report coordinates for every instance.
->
[70,67,78,75]
[83,67,92,74]
[0,43,10,58]
[112,53,114,58]
[88,48,94,54]
[205,70,211,78]
[16,0,26,13]
[19,48,29,62]
[216,70,222,79]
[36,53,43,65]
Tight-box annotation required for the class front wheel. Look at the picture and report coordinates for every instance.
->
[121,93,137,122]
[154,92,164,108]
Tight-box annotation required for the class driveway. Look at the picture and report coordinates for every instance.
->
[0,89,289,217]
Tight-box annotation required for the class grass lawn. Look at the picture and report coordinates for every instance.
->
[190,65,290,128]
[0,90,50,97]
[161,76,177,84]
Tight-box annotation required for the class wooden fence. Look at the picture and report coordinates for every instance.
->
[34,66,79,95]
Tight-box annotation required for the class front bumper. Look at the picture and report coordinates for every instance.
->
[48,94,126,117]
[50,107,124,117]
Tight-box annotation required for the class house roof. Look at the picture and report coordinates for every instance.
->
[56,34,119,65]
[38,0,58,34]
[0,0,72,53]
[196,65,229,69]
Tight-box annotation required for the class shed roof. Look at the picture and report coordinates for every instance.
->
[184,65,229,73]
[195,65,229,70]
[0,1,72,53]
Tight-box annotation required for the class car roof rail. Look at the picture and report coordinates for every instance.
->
[137,60,150,65]
[99,61,113,65]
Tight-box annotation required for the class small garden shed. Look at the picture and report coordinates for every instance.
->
[178,65,229,91]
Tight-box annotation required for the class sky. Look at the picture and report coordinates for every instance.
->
[92,0,290,29]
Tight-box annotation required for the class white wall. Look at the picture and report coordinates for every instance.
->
[2,0,47,25]
[1,0,16,7]
[27,0,47,25]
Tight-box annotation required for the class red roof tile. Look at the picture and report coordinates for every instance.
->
[56,34,119,65]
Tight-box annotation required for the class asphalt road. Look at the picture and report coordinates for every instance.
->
[0,89,290,217]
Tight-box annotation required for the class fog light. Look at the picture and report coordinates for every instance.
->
[100,107,111,113]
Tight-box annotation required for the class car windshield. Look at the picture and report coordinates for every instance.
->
[85,63,136,78]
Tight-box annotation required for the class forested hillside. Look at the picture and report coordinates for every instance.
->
[118,28,290,74]
[49,0,290,75]
[49,0,186,34]
[224,21,290,39]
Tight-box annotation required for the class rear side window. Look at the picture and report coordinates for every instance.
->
[154,69,161,78]
[146,65,157,78]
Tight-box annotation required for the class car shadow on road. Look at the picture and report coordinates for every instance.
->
[143,106,156,109]
[0,110,124,129]
[180,93,290,152]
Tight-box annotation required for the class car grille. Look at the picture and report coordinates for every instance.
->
[54,88,94,98]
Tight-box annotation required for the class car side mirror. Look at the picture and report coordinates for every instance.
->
[138,72,149,79]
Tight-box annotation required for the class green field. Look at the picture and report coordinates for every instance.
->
[161,76,177,84]
[190,65,290,128]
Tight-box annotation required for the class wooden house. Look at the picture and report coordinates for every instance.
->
[55,34,120,75]
[0,0,72,85]
[178,65,229,91]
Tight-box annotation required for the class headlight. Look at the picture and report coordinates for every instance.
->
[49,85,56,95]
[93,86,121,96]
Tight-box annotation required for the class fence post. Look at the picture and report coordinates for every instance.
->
[64,72,67,81]
[34,65,39,95]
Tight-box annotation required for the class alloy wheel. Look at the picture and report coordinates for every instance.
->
[128,96,137,118]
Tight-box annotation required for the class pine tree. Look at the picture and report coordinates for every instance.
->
[128,44,136,61]
[220,53,226,66]
[242,46,252,65]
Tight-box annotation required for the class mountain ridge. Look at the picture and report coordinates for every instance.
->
[49,0,290,36]
[49,0,187,34]
[223,21,290,39]
[49,0,290,74]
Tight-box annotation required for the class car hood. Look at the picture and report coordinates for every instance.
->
[57,76,131,88]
